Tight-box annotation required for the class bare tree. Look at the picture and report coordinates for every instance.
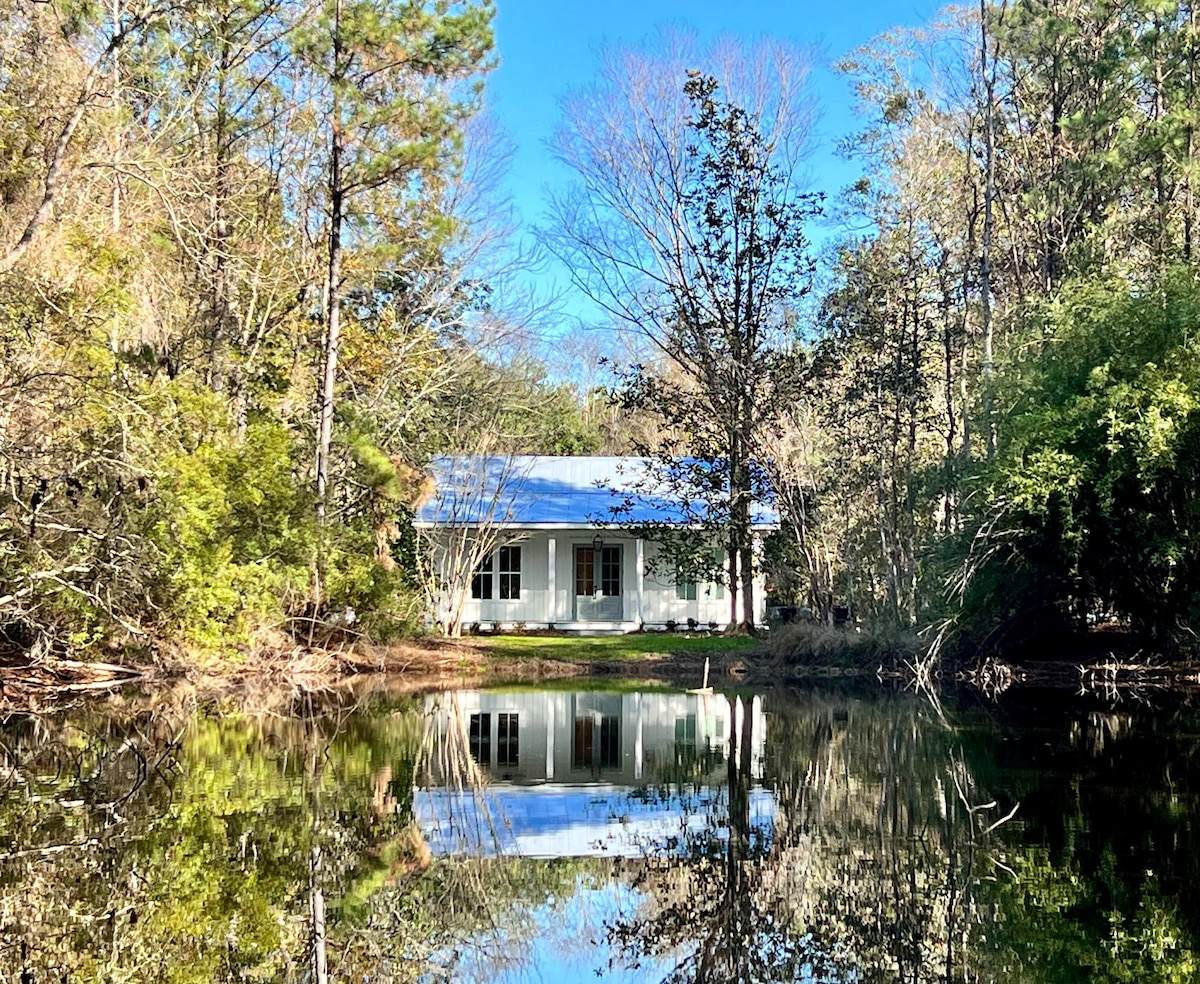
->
[762,409,841,622]
[540,32,821,630]
[415,452,531,638]
[0,0,185,273]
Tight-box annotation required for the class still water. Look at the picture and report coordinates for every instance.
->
[1,681,1198,983]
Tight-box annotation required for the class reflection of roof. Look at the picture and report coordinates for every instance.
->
[412,456,779,528]
[415,783,776,858]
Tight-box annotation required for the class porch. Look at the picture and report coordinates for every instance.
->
[457,528,757,632]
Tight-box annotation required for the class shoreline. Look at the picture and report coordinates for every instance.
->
[4,636,1200,710]
[0,636,733,709]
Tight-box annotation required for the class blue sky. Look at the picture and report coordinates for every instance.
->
[481,0,945,332]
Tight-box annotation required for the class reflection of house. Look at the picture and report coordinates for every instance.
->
[424,689,766,785]
[413,456,778,632]
[416,689,773,858]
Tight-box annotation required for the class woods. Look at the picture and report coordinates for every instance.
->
[809,0,1200,655]
[0,0,595,656]
[7,0,1200,665]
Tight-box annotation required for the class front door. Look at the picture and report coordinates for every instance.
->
[574,544,623,620]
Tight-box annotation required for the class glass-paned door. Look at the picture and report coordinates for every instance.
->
[574,544,623,620]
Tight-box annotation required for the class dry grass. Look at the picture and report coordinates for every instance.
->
[762,622,924,673]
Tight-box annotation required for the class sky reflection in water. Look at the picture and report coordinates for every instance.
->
[2,683,1200,982]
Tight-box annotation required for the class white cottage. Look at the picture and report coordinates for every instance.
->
[413,455,778,633]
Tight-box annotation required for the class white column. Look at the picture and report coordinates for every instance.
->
[634,692,644,780]
[750,694,764,779]
[751,532,764,624]
[733,696,744,771]
[547,536,557,623]
[635,538,645,625]
[546,695,555,780]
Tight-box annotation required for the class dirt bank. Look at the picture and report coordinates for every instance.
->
[0,635,740,710]
[6,634,1200,712]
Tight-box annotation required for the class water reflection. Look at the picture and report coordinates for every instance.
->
[417,690,770,858]
[0,685,1198,982]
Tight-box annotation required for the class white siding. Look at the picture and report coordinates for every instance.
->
[424,688,767,786]
[441,528,768,630]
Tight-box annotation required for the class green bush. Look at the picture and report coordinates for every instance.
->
[146,406,314,651]
[958,270,1200,647]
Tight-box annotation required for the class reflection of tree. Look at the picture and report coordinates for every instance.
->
[0,691,620,982]
[607,697,828,983]
[7,688,1200,982]
[606,693,1018,984]
[331,691,612,982]
[967,700,1200,983]
[0,693,430,982]
[766,697,1017,984]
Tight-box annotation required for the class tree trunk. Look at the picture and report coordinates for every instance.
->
[310,847,328,984]
[1188,3,1197,262]
[315,0,345,529]
[980,0,999,460]
[731,424,756,633]
[316,196,342,524]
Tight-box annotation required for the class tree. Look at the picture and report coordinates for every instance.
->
[415,452,530,638]
[291,0,494,528]
[956,271,1200,648]
[0,0,185,273]
[542,36,820,630]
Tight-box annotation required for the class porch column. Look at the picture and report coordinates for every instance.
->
[546,696,555,780]
[634,692,644,780]
[546,536,557,623]
[635,538,645,625]
[751,532,763,624]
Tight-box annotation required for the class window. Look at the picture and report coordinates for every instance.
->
[497,713,519,767]
[677,549,726,601]
[675,714,697,745]
[499,545,521,599]
[471,552,493,600]
[469,713,491,764]
[706,549,727,600]
[576,548,595,595]
[578,545,620,596]
[676,577,697,601]
[599,715,620,767]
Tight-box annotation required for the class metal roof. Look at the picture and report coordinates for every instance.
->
[415,784,777,858]
[412,455,779,529]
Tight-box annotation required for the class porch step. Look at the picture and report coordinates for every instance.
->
[555,621,643,636]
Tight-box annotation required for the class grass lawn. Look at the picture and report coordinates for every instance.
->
[469,632,760,662]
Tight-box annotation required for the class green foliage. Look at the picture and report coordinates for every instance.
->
[0,0,511,660]
[0,698,430,982]
[980,849,1200,984]
[351,436,403,500]
[146,393,315,649]
[961,271,1200,644]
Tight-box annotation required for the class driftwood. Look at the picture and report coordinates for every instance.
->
[0,651,149,703]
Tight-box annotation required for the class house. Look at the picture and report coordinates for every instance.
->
[412,455,779,633]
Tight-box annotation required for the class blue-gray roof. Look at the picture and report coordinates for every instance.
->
[414,784,776,858]
[412,456,779,529]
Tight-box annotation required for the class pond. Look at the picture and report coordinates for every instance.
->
[2,680,1199,983]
